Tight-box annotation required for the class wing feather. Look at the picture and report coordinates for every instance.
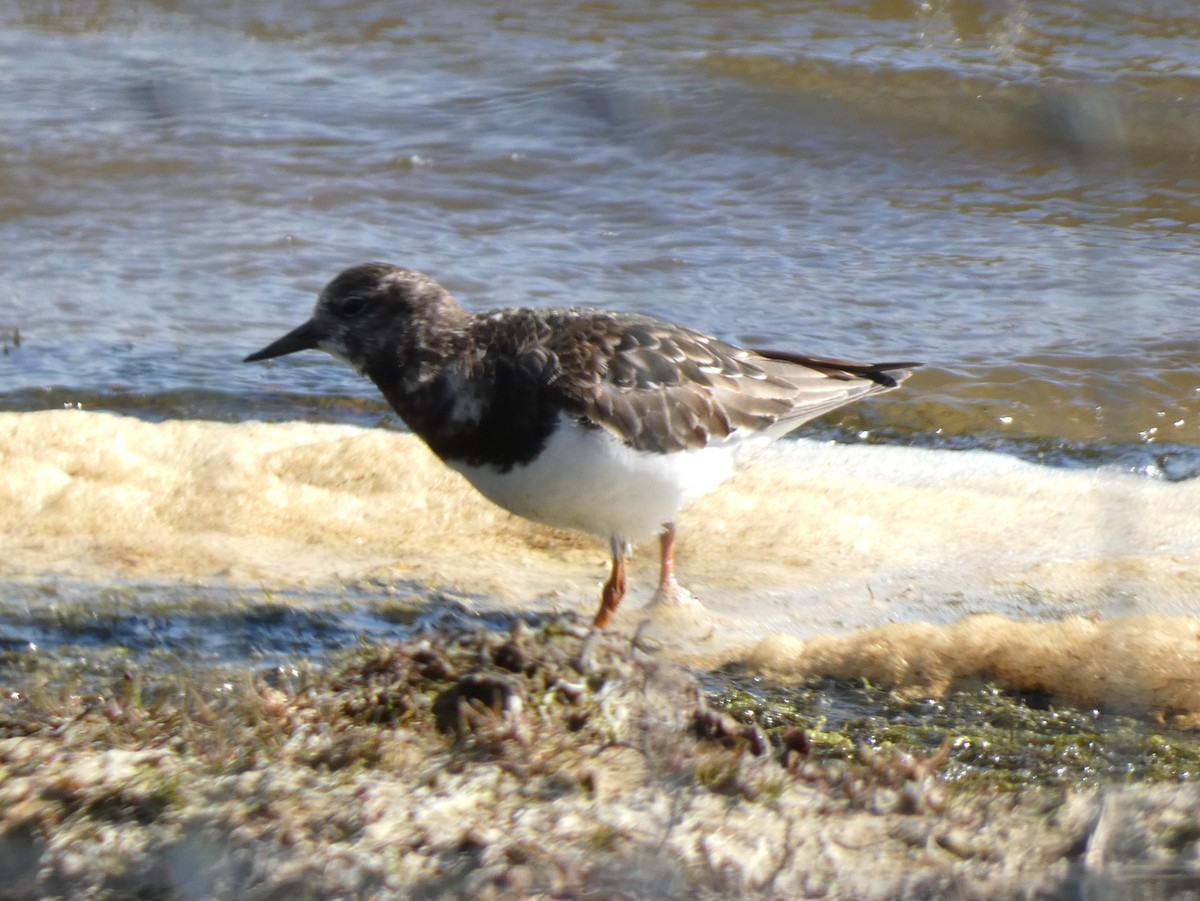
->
[483,308,918,455]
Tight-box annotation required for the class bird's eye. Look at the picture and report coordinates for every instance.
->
[341,296,368,317]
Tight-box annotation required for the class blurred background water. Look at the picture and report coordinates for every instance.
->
[1,0,1198,477]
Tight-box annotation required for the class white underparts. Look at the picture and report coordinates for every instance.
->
[446,413,737,545]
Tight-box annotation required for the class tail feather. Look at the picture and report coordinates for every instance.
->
[753,349,922,388]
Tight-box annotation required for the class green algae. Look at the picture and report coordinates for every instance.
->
[708,672,1200,793]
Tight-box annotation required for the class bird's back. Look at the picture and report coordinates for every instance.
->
[471,307,917,454]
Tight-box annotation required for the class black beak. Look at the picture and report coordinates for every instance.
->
[244,319,323,362]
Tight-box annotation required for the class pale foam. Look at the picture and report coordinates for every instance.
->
[3,410,1198,720]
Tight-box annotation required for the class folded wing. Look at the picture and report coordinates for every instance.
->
[534,311,919,454]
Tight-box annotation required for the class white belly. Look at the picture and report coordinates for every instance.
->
[446,414,736,544]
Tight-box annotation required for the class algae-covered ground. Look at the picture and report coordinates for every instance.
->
[3,603,1200,900]
[709,670,1200,792]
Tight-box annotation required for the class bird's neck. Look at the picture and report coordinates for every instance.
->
[364,315,479,437]
[363,312,563,471]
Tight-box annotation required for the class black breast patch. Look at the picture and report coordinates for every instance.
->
[379,350,564,473]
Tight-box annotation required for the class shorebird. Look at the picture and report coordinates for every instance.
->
[245,263,919,627]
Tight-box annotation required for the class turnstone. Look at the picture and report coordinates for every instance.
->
[245,263,919,628]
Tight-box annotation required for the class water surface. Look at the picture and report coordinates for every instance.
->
[1,0,1198,474]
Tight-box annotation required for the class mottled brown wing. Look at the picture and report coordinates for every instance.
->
[527,309,918,454]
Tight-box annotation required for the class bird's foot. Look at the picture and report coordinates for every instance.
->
[647,577,701,611]
[637,578,715,646]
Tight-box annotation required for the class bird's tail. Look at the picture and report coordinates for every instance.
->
[753,350,922,389]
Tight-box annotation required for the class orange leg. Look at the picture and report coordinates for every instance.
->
[650,522,695,608]
[657,522,678,595]
[592,551,626,629]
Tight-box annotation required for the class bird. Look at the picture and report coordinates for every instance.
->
[244,263,920,628]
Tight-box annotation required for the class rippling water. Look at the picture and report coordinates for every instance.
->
[2,0,1199,475]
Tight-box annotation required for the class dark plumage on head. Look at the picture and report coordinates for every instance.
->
[244,263,469,375]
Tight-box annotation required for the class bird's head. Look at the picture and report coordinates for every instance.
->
[244,262,465,375]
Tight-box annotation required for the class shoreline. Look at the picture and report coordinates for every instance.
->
[4,612,1200,900]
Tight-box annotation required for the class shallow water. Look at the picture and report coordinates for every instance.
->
[0,577,432,669]
[1,0,1199,474]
